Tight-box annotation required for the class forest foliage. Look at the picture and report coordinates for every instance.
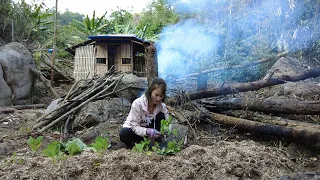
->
[1,0,320,81]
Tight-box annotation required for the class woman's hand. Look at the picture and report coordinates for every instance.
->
[146,128,161,139]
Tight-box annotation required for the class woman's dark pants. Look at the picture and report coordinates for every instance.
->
[119,112,165,148]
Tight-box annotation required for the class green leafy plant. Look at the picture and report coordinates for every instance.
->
[152,140,183,155]
[40,136,109,161]
[71,10,109,36]
[19,127,31,134]
[161,115,179,137]
[64,138,88,156]
[42,141,63,162]
[27,136,44,152]
[160,115,173,135]
[132,137,152,155]
[90,136,109,154]
[132,115,184,156]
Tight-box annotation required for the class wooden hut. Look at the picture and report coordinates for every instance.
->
[66,34,150,81]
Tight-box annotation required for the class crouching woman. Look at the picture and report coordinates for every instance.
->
[119,77,169,148]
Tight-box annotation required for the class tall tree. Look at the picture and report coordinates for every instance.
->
[137,0,179,40]
[11,1,53,46]
[58,10,84,26]
[0,0,13,43]
[71,10,110,36]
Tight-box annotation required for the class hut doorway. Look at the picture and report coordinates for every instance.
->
[108,46,117,71]
[133,43,146,77]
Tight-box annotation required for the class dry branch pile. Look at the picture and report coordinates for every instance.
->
[33,72,130,133]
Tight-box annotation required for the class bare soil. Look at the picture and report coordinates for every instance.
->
[1,108,320,180]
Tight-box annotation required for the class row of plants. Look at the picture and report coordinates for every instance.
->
[26,116,184,162]
[27,135,109,162]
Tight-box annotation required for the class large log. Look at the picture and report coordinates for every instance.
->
[167,68,320,104]
[41,54,73,82]
[30,68,59,98]
[1,104,46,110]
[201,98,320,115]
[182,52,288,78]
[220,110,320,128]
[208,112,320,142]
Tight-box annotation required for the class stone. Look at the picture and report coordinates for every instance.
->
[116,74,148,102]
[162,123,189,146]
[263,57,320,98]
[0,142,10,155]
[0,42,35,105]
[72,98,131,131]
[44,98,63,114]
[263,57,308,80]
[0,65,11,106]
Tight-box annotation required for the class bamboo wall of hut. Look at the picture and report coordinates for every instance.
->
[73,45,95,80]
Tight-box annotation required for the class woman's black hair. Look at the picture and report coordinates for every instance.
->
[145,77,167,102]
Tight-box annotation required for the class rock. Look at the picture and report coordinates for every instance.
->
[116,74,148,102]
[0,42,35,105]
[162,123,188,146]
[44,98,63,114]
[75,120,123,146]
[75,121,110,144]
[72,98,131,131]
[263,57,308,80]
[0,142,10,155]
[0,65,11,106]
[263,57,320,99]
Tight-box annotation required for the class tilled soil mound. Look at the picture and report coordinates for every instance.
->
[0,138,312,180]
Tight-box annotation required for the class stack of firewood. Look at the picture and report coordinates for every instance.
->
[33,73,129,133]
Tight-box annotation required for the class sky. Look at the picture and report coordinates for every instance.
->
[21,0,152,16]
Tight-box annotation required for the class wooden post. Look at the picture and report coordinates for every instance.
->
[196,73,208,91]
[50,0,58,86]
[145,43,158,85]
[11,19,14,42]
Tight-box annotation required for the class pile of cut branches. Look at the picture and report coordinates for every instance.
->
[33,72,130,133]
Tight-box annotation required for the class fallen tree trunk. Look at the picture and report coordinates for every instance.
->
[182,52,287,78]
[30,68,59,98]
[1,104,45,114]
[220,110,320,128]
[41,55,73,82]
[200,98,320,115]
[168,68,320,104]
[0,108,16,114]
[2,104,46,110]
[208,112,320,142]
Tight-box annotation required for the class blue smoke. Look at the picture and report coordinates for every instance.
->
[156,0,320,81]
[157,19,219,77]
